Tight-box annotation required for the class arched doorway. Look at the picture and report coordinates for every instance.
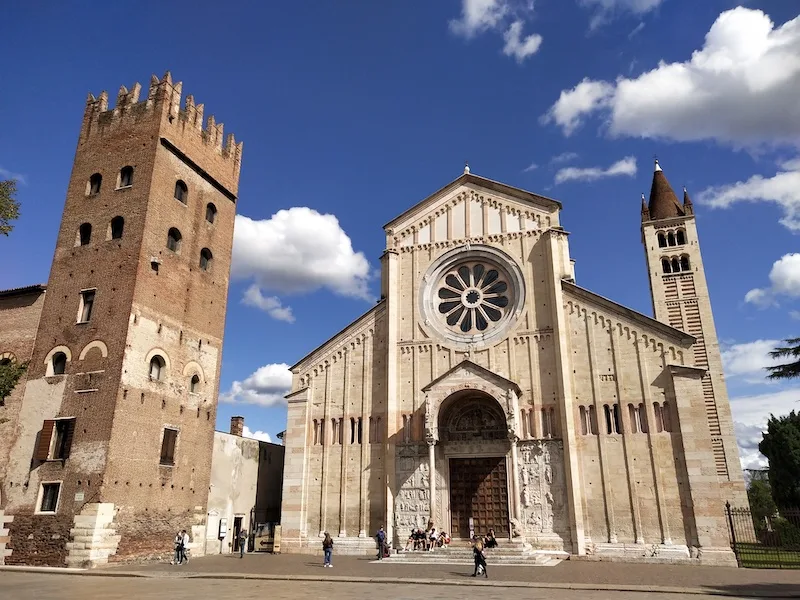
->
[439,392,511,539]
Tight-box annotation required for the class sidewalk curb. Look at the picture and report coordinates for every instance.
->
[1,566,798,598]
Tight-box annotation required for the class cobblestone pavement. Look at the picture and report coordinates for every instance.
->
[0,574,774,600]
[103,553,800,596]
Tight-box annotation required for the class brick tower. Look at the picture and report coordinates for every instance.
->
[2,72,242,566]
[640,159,746,504]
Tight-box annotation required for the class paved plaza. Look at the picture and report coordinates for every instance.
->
[0,574,793,600]
[3,553,799,599]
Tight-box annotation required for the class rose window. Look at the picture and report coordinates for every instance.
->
[437,263,510,333]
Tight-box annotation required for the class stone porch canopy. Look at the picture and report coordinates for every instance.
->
[422,359,523,444]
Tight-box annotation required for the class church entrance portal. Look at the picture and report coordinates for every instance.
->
[449,456,509,538]
[438,392,512,539]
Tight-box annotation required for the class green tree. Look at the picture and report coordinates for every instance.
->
[766,338,800,380]
[0,360,27,403]
[747,477,777,532]
[0,179,21,236]
[759,411,800,508]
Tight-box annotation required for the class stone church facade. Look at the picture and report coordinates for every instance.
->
[280,163,747,565]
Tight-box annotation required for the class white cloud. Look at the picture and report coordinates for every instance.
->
[543,8,800,147]
[550,152,579,165]
[698,161,800,233]
[628,21,645,38]
[522,161,538,172]
[242,425,272,443]
[0,167,26,185]
[580,0,664,30]
[449,0,510,38]
[730,387,800,470]
[742,254,800,307]
[502,20,542,62]
[449,0,541,63]
[242,284,295,323]
[554,156,637,185]
[232,209,372,301]
[541,78,614,136]
[221,363,292,407]
[721,339,781,384]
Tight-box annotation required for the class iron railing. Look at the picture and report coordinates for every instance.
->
[726,502,800,569]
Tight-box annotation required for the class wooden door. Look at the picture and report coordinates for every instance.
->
[449,456,509,538]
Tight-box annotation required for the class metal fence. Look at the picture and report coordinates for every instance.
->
[726,502,800,569]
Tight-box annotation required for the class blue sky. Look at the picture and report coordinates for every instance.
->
[2,1,799,466]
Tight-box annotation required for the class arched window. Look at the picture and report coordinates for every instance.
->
[604,403,621,434]
[88,173,102,196]
[662,401,673,433]
[205,203,217,224]
[119,166,134,188]
[189,374,200,393]
[174,180,188,204]
[588,405,598,435]
[199,248,213,271]
[167,228,182,252]
[149,355,166,381]
[676,229,686,245]
[667,231,676,246]
[628,404,639,434]
[657,233,667,248]
[52,352,67,375]
[78,223,92,246]
[638,403,648,433]
[579,406,588,435]
[110,216,124,240]
[312,420,320,445]
[661,259,671,274]
[0,357,12,367]
[671,258,680,273]
[350,417,356,444]
[680,255,690,272]
[653,402,665,433]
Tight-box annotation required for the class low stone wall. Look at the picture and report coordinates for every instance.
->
[0,510,12,564]
[109,507,206,563]
[5,512,72,566]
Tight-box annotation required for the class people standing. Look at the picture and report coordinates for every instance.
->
[322,532,334,568]
[170,531,182,565]
[472,537,488,578]
[375,526,386,560]
[238,528,247,558]
[181,529,190,564]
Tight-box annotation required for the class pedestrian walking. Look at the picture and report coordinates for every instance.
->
[375,526,386,560]
[238,528,247,558]
[322,532,334,567]
[170,531,182,565]
[180,529,190,564]
[472,537,488,578]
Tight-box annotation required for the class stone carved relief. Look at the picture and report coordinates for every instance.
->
[394,447,430,533]
[517,440,568,541]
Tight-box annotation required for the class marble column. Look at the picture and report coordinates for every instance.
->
[509,435,522,523]
[428,440,437,523]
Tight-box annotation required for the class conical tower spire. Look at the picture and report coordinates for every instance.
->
[647,159,684,220]
[683,185,694,215]
[640,192,650,221]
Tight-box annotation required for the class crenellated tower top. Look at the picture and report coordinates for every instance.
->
[80,71,243,189]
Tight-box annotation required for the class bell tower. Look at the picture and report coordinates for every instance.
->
[640,159,746,501]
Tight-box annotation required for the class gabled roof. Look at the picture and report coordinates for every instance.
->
[0,284,46,298]
[562,280,695,345]
[422,359,522,396]
[384,171,562,231]
[647,160,685,221]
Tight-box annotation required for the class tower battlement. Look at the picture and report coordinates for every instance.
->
[81,71,243,177]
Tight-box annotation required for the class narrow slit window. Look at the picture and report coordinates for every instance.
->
[78,223,92,246]
[160,428,178,465]
[119,166,134,188]
[88,173,102,196]
[110,216,124,240]
[205,203,217,223]
[78,290,95,323]
[167,228,182,252]
[199,248,213,271]
[174,180,188,204]
[588,405,598,435]
[628,404,639,434]
[579,406,588,435]
[357,417,363,444]
[189,374,200,393]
